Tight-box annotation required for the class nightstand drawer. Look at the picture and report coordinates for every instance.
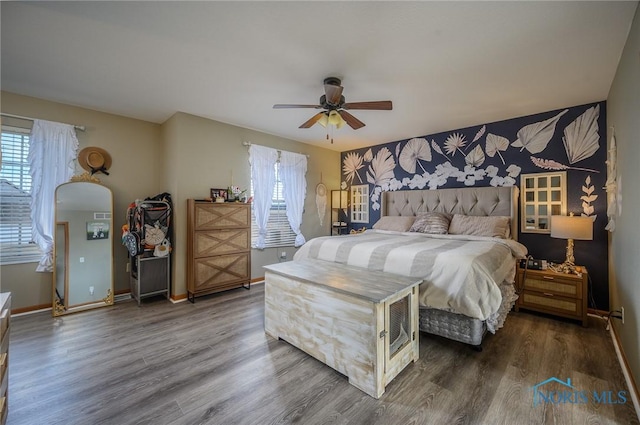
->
[521,274,581,298]
[521,291,582,316]
[515,266,588,326]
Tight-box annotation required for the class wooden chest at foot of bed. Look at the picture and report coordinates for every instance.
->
[264,259,421,399]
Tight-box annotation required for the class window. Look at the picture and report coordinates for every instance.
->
[250,163,296,248]
[350,185,369,223]
[520,171,567,233]
[0,126,41,264]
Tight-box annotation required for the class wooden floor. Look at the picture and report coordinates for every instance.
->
[7,284,638,425]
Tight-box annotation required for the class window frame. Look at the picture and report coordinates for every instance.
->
[350,185,370,223]
[0,125,42,264]
[520,171,567,234]
[250,162,297,249]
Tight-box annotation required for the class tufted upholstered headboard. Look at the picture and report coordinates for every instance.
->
[381,186,519,240]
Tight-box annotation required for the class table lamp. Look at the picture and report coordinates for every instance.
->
[550,214,593,274]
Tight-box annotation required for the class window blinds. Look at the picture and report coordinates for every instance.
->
[0,126,42,264]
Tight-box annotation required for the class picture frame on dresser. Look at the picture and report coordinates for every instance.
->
[210,188,228,202]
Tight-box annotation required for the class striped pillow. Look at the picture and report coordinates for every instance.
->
[409,212,452,234]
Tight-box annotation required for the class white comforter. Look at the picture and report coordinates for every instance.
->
[294,230,528,322]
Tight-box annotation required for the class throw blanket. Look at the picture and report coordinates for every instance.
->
[294,230,528,321]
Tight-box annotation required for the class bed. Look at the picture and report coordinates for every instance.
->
[293,186,528,349]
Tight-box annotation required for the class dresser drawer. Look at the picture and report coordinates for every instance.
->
[0,397,6,425]
[0,309,8,345]
[0,354,6,386]
[193,203,250,230]
[193,252,250,292]
[194,229,249,258]
[521,273,581,298]
[521,290,582,317]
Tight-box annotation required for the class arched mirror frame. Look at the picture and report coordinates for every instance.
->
[52,175,114,316]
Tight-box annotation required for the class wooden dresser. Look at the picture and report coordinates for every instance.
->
[0,293,11,425]
[515,265,588,327]
[187,200,251,302]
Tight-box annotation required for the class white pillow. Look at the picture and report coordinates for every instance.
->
[372,216,416,232]
[448,214,511,238]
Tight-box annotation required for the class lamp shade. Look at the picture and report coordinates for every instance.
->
[318,111,346,129]
[550,215,593,240]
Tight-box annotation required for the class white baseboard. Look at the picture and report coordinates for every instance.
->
[609,322,640,420]
[170,297,187,304]
[13,307,52,317]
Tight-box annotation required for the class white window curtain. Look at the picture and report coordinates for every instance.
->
[28,119,79,271]
[249,144,278,249]
[279,151,307,247]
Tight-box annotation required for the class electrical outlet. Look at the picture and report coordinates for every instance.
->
[89,286,94,295]
[280,251,287,259]
[621,306,625,324]
[126,262,130,272]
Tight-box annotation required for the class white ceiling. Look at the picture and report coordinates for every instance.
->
[1,1,637,152]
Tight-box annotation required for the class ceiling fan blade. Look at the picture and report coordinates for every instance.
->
[338,110,365,130]
[273,104,322,109]
[324,84,343,105]
[299,112,326,128]
[342,101,393,110]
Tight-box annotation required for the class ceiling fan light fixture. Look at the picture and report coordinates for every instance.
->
[317,110,346,129]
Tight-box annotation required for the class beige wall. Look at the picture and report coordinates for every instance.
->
[1,93,340,309]
[1,91,162,310]
[159,112,340,298]
[607,4,640,394]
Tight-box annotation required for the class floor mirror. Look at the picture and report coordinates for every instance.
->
[53,179,114,316]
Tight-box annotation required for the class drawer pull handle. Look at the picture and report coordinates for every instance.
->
[543,276,555,280]
[543,292,554,297]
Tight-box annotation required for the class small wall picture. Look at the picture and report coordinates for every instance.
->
[210,188,228,202]
[87,221,110,240]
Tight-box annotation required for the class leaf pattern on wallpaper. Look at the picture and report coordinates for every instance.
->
[464,145,485,167]
[485,133,509,165]
[431,139,449,160]
[366,147,396,187]
[581,175,598,221]
[444,133,467,156]
[530,156,599,173]
[511,109,568,154]
[563,104,600,164]
[506,164,522,178]
[465,125,486,151]
[399,138,431,174]
[364,148,374,162]
[342,152,364,184]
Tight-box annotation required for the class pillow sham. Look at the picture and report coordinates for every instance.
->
[408,212,452,234]
[372,216,416,232]
[448,214,511,239]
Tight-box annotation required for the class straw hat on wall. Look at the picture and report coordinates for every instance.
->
[78,147,112,175]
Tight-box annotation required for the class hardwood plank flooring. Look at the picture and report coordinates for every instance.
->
[6,284,638,425]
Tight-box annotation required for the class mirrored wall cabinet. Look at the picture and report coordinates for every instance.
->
[520,171,567,233]
[53,180,114,316]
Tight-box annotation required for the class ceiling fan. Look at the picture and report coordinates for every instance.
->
[273,77,393,133]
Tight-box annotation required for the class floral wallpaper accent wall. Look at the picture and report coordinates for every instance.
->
[340,101,609,310]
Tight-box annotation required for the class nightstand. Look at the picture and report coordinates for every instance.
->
[515,265,588,327]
